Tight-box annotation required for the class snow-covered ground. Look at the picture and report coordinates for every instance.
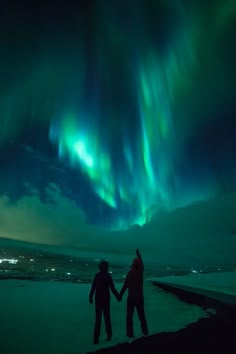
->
[149,271,236,305]
[0,280,206,354]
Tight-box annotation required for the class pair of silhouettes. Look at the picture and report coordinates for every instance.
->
[89,249,148,344]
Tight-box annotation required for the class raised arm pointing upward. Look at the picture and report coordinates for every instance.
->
[119,249,148,338]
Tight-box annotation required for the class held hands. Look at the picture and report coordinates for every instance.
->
[117,293,122,302]
[90,294,122,303]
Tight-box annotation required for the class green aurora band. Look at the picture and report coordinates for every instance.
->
[0,0,235,230]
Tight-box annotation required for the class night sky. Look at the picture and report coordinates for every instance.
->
[0,1,236,265]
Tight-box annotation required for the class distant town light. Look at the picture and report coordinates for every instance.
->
[66,272,71,275]
[30,259,34,262]
[0,258,18,264]
[191,269,198,273]
[51,268,55,271]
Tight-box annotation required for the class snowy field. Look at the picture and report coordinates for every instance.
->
[0,280,206,354]
[149,271,236,305]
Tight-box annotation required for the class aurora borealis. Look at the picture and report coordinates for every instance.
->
[0,0,236,238]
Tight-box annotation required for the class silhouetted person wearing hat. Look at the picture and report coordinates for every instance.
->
[119,249,148,338]
[89,260,119,344]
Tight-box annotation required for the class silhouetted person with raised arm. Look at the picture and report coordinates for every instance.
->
[89,260,119,344]
[119,249,148,338]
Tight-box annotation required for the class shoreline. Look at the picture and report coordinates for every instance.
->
[87,307,236,354]
[88,309,236,354]
[88,283,236,354]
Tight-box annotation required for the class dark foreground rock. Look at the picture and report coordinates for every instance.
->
[88,308,236,354]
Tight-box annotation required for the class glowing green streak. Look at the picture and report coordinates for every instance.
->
[50,0,236,230]
[142,120,155,190]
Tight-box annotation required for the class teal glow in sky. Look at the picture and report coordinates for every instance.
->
[0,0,235,232]
[48,0,236,229]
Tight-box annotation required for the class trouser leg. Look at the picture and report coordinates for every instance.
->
[103,302,112,339]
[126,296,135,337]
[136,297,148,335]
[94,303,102,343]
